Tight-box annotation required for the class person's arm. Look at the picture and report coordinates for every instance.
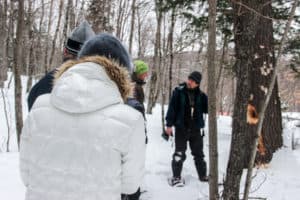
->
[121,115,145,196]
[165,89,178,128]
[27,70,55,111]
[19,116,32,187]
[202,93,208,114]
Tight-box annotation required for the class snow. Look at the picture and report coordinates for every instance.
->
[1,74,300,200]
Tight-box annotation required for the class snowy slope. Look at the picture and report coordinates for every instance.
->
[1,73,300,200]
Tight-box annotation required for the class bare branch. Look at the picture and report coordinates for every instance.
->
[231,0,278,21]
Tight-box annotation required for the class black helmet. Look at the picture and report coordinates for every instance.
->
[78,33,133,74]
[65,20,95,55]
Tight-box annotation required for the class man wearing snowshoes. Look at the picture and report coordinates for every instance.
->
[165,71,209,187]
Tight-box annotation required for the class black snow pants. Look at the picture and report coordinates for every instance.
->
[171,127,207,179]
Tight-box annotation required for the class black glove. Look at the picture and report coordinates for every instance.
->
[121,188,141,200]
[162,130,171,141]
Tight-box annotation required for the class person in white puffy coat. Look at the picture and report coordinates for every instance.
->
[20,34,146,200]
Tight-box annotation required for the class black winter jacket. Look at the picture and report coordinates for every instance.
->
[166,83,208,129]
[27,69,57,111]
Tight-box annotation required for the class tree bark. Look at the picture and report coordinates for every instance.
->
[87,0,112,33]
[48,0,64,68]
[243,1,298,199]
[223,1,260,199]
[116,0,127,39]
[147,0,163,114]
[128,0,136,55]
[63,0,72,46]
[0,0,8,87]
[43,0,54,73]
[26,0,35,92]
[243,0,283,167]
[207,0,219,199]
[1,88,10,152]
[168,7,176,100]
[13,0,24,149]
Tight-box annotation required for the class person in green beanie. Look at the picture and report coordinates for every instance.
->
[132,60,149,105]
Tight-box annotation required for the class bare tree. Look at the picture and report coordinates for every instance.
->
[147,0,163,114]
[128,0,136,54]
[62,0,72,45]
[0,0,8,87]
[13,0,24,148]
[1,88,10,152]
[136,1,153,59]
[87,0,113,33]
[43,0,54,73]
[75,0,84,27]
[207,0,219,199]
[26,0,36,92]
[223,0,260,199]
[115,0,130,41]
[48,0,64,68]
[167,7,176,100]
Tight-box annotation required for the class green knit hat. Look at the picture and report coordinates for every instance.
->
[134,60,149,75]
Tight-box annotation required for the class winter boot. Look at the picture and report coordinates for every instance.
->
[168,177,185,187]
[199,176,209,182]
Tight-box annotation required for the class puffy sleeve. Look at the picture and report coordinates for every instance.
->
[121,115,146,194]
[19,115,32,187]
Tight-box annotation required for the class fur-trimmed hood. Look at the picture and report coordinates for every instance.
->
[50,56,132,113]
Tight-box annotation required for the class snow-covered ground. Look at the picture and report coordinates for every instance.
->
[1,73,300,200]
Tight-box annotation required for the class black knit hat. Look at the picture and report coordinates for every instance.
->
[188,71,202,84]
[65,21,95,55]
[78,33,133,74]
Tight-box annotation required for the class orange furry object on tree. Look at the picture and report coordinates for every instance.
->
[247,104,259,125]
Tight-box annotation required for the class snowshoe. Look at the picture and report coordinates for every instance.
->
[168,177,185,187]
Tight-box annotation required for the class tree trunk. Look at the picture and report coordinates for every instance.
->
[128,0,136,55]
[207,0,219,199]
[243,0,283,167]
[43,0,54,73]
[116,0,126,39]
[147,0,162,114]
[136,4,142,58]
[75,0,84,27]
[48,0,64,68]
[26,0,35,92]
[13,0,24,149]
[161,12,170,133]
[0,0,8,87]
[35,0,45,74]
[69,0,75,29]
[87,0,112,33]
[168,7,176,100]
[223,1,260,199]
[1,88,10,152]
[63,0,72,46]
[243,1,298,199]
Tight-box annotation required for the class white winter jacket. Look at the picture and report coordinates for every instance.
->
[20,56,146,200]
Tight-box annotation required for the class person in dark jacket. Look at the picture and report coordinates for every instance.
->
[132,60,149,105]
[165,71,208,186]
[27,20,95,111]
